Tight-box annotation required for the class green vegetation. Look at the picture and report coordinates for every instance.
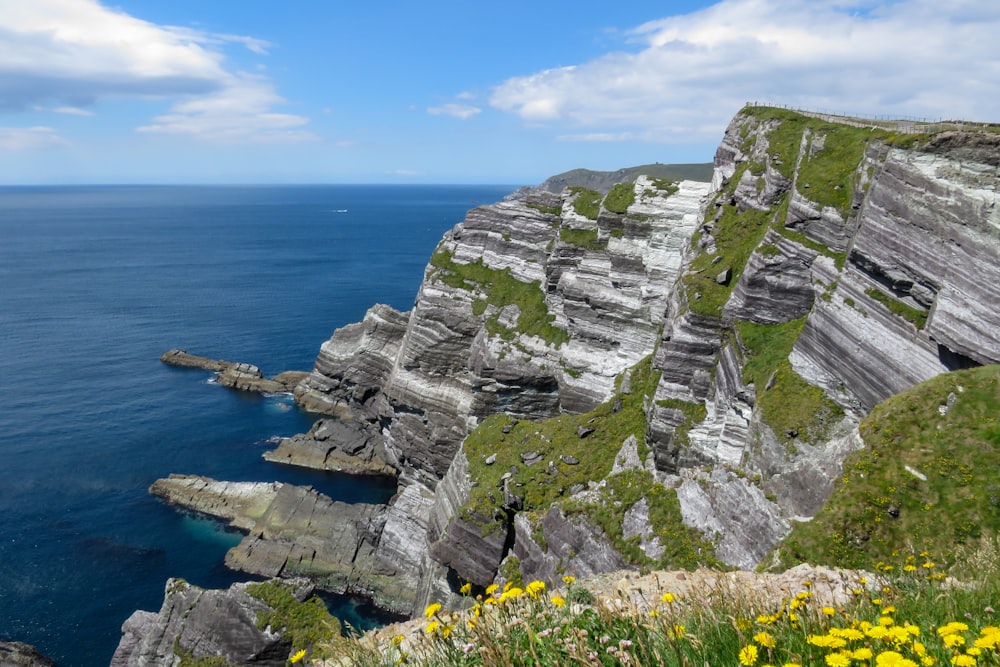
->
[684,190,775,317]
[459,357,661,532]
[246,580,342,657]
[558,226,605,250]
[563,468,721,570]
[865,287,929,329]
[737,318,843,444]
[568,186,602,220]
[603,182,636,214]
[175,646,233,667]
[773,365,1000,571]
[339,545,1000,667]
[649,177,680,197]
[526,201,562,216]
[430,249,569,347]
[654,398,708,447]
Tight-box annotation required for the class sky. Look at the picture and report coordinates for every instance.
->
[1,0,998,185]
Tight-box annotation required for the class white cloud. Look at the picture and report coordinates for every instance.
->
[0,0,312,142]
[52,106,93,116]
[427,102,482,120]
[490,0,1000,143]
[137,73,316,143]
[0,126,69,150]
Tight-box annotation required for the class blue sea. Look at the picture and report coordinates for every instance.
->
[0,184,515,666]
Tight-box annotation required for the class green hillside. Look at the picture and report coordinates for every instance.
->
[771,365,1000,571]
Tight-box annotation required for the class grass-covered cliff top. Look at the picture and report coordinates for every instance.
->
[335,543,1000,667]
[772,364,1000,571]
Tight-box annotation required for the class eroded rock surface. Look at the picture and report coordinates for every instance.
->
[111,579,313,667]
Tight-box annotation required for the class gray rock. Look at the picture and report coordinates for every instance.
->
[111,578,314,667]
[0,642,53,667]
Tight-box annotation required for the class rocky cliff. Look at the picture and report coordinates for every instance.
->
[142,106,1000,647]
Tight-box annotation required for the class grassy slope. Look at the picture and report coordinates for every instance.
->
[773,365,1000,570]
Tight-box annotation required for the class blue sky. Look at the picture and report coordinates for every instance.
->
[2,0,998,185]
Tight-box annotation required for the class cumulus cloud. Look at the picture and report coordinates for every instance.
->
[427,102,482,120]
[0,126,69,150]
[0,0,311,142]
[490,0,1000,143]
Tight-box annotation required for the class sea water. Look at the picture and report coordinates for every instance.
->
[0,184,515,666]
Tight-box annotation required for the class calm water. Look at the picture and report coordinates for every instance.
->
[0,184,515,666]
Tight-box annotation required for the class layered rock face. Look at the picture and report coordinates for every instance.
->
[112,579,315,667]
[280,111,998,599]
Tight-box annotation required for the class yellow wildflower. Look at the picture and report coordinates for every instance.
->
[669,623,686,639]
[951,656,976,667]
[739,644,759,666]
[853,648,874,660]
[822,606,836,616]
[944,634,967,648]
[525,580,546,599]
[424,621,439,635]
[289,649,307,664]
[661,592,676,603]
[485,583,499,596]
[754,631,776,648]
[550,595,566,607]
[939,622,970,636]
[460,582,472,595]
[391,634,404,646]
[875,650,916,667]
[424,603,442,619]
[499,587,523,602]
[562,575,576,585]
[825,654,851,667]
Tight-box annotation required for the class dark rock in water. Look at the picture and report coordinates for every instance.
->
[111,578,313,667]
[0,642,54,667]
[160,349,308,393]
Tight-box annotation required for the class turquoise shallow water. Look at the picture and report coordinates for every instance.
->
[0,184,514,666]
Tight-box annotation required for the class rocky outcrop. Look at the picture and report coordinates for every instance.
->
[150,474,447,615]
[263,417,396,476]
[111,579,313,667]
[160,349,308,393]
[0,643,53,667]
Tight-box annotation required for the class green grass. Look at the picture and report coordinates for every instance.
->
[338,542,1000,667]
[684,196,775,317]
[459,357,661,532]
[568,187,602,220]
[246,581,342,657]
[654,398,708,447]
[562,468,721,570]
[736,317,843,445]
[772,365,1000,571]
[430,249,569,347]
[648,177,680,197]
[864,288,929,329]
[558,227,605,250]
[603,182,635,214]
[526,202,563,216]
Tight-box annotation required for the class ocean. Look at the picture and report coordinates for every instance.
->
[0,184,516,666]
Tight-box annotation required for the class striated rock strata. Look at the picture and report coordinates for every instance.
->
[111,579,313,667]
[145,107,1000,636]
